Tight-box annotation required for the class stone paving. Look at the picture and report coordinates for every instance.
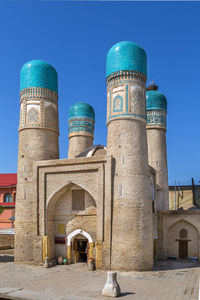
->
[0,251,199,300]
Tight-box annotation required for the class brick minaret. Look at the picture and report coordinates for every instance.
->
[146,82,169,210]
[15,60,59,262]
[106,41,153,271]
[68,102,95,158]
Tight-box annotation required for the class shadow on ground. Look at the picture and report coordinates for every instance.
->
[0,255,14,263]
[154,259,200,271]
[120,292,135,297]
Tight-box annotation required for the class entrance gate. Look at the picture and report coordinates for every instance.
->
[66,229,94,264]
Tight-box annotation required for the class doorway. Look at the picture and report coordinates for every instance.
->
[73,239,88,263]
[179,240,188,259]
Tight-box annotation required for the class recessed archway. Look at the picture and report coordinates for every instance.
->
[167,220,199,259]
[45,182,97,261]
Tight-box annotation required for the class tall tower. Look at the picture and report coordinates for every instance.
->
[68,102,95,158]
[15,60,59,262]
[146,82,169,210]
[106,41,153,271]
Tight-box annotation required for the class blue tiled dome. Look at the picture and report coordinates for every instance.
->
[146,90,167,111]
[106,41,147,77]
[69,102,95,120]
[20,60,58,92]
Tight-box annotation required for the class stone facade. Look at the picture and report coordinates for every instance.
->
[0,234,14,249]
[158,211,200,260]
[14,43,200,272]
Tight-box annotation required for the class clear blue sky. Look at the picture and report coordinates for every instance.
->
[0,1,200,186]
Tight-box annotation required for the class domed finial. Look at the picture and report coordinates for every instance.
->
[20,60,58,93]
[106,41,147,78]
[146,81,158,91]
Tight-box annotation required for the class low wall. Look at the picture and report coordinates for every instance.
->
[0,234,14,249]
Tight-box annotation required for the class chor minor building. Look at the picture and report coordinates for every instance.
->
[15,41,200,271]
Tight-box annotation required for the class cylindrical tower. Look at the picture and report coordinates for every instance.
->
[15,60,59,262]
[68,102,95,158]
[106,41,153,271]
[146,82,169,210]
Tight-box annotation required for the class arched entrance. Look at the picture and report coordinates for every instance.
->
[45,182,97,261]
[167,220,198,260]
[67,229,94,264]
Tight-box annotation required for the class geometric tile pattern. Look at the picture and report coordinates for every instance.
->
[27,107,39,124]
[107,72,146,124]
[146,109,166,129]
[45,103,58,131]
[19,87,59,134]
[113,95,123,112]
[68,117,94,137]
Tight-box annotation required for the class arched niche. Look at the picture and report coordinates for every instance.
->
[46,182,97,259]
[167,220,199,259]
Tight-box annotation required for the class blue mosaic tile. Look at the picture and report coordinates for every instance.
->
[106,41,147,77]
[69,102,95,120]
[146,90,167,111]
[20,60,58,93]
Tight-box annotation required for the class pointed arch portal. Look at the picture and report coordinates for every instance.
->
[67,229,94,264]
[67,229,93,246]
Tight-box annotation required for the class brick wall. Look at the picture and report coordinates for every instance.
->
[0,234,14,249]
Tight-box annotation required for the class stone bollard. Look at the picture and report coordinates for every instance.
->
[88,259,95,271]
[102,272,121,297]
[44,257,50,268]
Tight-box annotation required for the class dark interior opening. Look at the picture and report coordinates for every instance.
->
[77,240,88,262]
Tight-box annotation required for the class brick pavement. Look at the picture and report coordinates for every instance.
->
[0,253,199,300]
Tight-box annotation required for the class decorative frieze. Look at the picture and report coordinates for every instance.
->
[146,109,166,130]
[106,71,146,125]
[68,117,94,138]
[19,87,59,134]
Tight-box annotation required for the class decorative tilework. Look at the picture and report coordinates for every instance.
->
[146,110,166,130]
[27,107,39,124]
[129,85,145,117]
[19,87,59,134]
[126,85,128,113]
[45,102,58,131]
[106,70,146,85]
[69,102,95,120]
[106,41,147,77]
[113,95,123,112]
[106,72,146,125]
[146,90,167,111]
[20,60,58,93]
[68,117,94,138]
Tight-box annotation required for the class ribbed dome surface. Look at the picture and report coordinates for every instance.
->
[106,41,147,77]
[69,102,95,120]
[20,60,58,92]
[146,90,167,111]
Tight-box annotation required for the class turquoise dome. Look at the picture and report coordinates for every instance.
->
[146,90,167,111]
[69,102,95,120]
[20,60,58,93]
[106,41,147,77]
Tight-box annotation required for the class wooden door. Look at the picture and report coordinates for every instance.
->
[179,240,188,259]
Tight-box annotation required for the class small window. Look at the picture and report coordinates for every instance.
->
[119,184,123,197]
[72,190,85,211]
[180,228,187,239]
[4,193,12,203]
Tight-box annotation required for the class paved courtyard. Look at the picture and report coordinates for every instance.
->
[0,250,199,300]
